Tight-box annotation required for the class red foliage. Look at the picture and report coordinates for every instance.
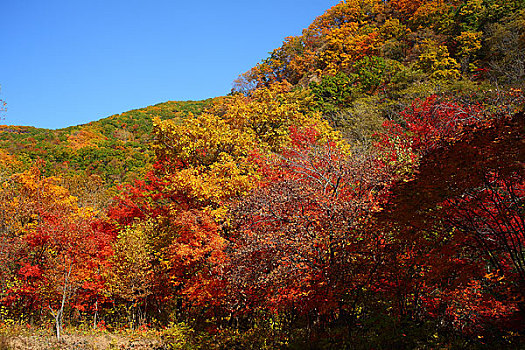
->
[376,101,525,334]
[225,127,392,321]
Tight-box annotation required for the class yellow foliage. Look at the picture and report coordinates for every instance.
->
[309,0,385,35]
[456,31,483,57]
[9,168,77,208]
[213,82,334,151]
[415,39,460,80]
[412,0,455,33]
[0,150,23,181]
[153,111,257,209]
[106,221,155,301]
[153,82,339,210]
[0,149,16,167]
[459,0,485,27]
[379,19,408,41]
[320,22,381,74]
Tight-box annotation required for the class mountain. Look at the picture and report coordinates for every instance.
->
[1,1,525,348]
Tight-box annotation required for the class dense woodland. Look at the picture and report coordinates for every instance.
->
[1,0,524,348]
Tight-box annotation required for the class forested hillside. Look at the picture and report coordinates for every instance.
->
[0,100,212,184]
[1,0,524,349]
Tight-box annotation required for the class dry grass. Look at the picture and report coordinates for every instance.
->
[0,327,164,350]
[0,334,11,350]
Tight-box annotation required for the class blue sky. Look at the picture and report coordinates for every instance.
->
[1,0,339,129]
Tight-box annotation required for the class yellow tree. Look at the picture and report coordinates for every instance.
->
[105,221,156,328]
[153,82,337,215]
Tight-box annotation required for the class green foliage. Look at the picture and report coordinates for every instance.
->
[310,56,391,111]
[161,323,198,350]
[310,72,356,110]
[353,56,388,92]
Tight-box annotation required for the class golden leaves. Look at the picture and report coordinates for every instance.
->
[152,83,338,212]
[415,39,460,80]
[456,31,483,58]
[320,22,381,74]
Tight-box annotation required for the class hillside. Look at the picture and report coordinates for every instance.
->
[1,1,525,349]
[0,99,212,184]
[234,0,524,143]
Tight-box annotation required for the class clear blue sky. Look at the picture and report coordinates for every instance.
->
[1,0,339,129]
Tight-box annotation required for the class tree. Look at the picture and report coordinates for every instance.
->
[375,93,525,339]
[0,167,111,340]
[0,84,6,121]
[105,221,156,328]
[225,127,392,335]
[485,9,525,84]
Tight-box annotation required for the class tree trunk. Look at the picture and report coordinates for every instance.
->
[51,263,73,341]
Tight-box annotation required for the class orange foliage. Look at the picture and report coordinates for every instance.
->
[66,129,103,150]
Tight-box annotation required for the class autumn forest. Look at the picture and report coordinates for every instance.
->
[1,0,524,348]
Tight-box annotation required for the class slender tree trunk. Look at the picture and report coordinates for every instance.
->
[55,310,62,341]
[51,263,73,341]
[93,299,98,329]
